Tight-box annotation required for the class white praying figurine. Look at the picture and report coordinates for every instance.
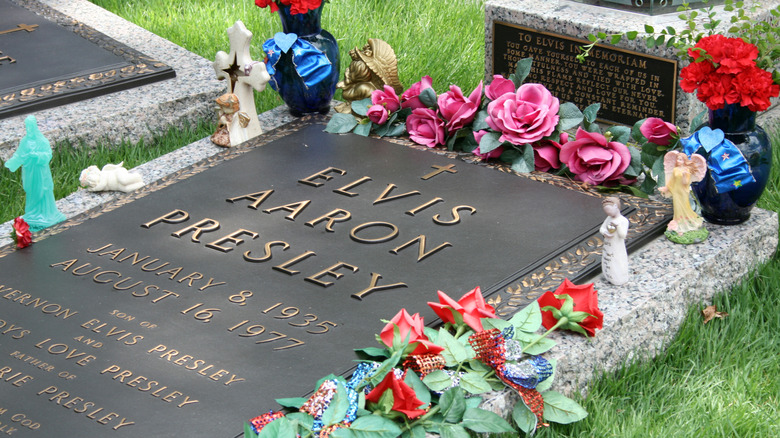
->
[211,20,270,147]
[599,196,629,286]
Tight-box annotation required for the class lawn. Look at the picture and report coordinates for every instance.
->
[2,0,779,436]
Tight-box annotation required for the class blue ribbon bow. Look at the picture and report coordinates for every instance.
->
[681,126,755,193]
[262,32,332,90]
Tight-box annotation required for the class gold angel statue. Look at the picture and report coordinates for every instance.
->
[659,150,709,244]
[335,38,403,113]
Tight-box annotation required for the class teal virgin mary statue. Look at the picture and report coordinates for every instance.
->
[5,115,65,231]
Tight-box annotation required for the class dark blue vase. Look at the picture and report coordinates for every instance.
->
[692,103,772,225]
[274,4,339,116]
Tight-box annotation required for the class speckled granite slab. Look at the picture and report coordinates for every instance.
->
[485,0,780,129]
[0,0,223,160]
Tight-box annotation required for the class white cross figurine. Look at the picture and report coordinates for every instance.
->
[211,20,270,147]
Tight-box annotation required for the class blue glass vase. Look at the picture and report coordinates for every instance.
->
[274,4,339,116]
[691,103,772,225]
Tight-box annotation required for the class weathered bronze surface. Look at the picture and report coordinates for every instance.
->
[0,117,670,437]
[0,0,175,119]
[492,22,678,126]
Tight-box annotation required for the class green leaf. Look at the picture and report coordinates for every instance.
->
[258,417,296,438]
[556,102,584,131]
[439,387,467,423]
[607,125,630,145]
[355,347,390,359]
[610,34,622,44]
[510,145,535,174]
[511,58,534,86]
[439,424,471,438]
[368,349,405,387]
[321,381,350,426]
[512,401,537,434]
[437,327,471,366]
[542,390,588,424]
[325,113,359,134]
[652,154,666,188]
[465,396,483,410]
[481,317,512,332]
[472,109,490,131]
[401,425,427,438]
[691,109,707,132]
[244,422,259,438]
[534,358,556,393]
[626,30,639,40]
[354,120,372,137]
[330,415,403,438]
[351,98,372,116]
[623,145,643,178]
[515,332,556,355]
[461,408,515,433]
[423,369,453,392]
[582,103,601,124]
[644,24,655,33]
[460,371,493,394]
[286,412,314,431]
[631,118,648,143]
[508,300,542,333]
[479,131,503,154]
[404,371,431,409]
[275,397,306,409]
[419,87,438,108]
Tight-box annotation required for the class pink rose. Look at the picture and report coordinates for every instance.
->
[533,132,568,172]
[486,83,560,145]
[437,81,483,133]
[401,75,434,110]
[367,104,389,125]
[640,118,677,146]
[473,130,504,160]
[371,85,401,113]
[485,74,515,100]
[560,128,633,186]
[406,108,445,148]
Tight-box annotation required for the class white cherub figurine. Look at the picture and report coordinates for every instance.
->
[79,162,144,193]
[599,196,630,286]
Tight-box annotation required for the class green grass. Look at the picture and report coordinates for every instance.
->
[4,0,780,435]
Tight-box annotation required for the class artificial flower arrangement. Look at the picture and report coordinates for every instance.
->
[245,281,603,437]
[10,217,32,249]
[325,58,657,196]
[254,0,328,14]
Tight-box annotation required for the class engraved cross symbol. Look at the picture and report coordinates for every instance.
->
[0,23,39,36]
[421,164,458,180]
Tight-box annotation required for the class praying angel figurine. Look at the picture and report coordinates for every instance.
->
[5,115,66,232]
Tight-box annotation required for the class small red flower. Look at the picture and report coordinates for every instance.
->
[379,309,444,356]
[428,287,496,332]
[536,279,603,337]
[11,217,32,249]
[365,371,426,419]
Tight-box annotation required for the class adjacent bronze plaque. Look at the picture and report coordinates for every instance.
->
[492,22,678,126]
[0,118,670,437]
[0,0,175,119]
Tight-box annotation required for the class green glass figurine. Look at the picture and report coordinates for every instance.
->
[5,115,65,232]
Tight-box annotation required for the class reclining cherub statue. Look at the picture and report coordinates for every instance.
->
[79,162,144,193]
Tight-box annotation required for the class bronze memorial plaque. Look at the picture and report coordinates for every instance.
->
[492,22,678,126]
[0,119,670,437]
[0,0,175,119]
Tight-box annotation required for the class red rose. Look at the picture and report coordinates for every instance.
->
[428,287,496,332]
[12,217,32,249]
[536,279,603,337]
[380,309,444,355]
[365,371,426,419]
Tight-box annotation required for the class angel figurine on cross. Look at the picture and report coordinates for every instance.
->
[211,21,271,147]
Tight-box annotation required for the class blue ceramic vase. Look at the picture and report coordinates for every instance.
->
[692,103,772,225]
[274,4,339,116]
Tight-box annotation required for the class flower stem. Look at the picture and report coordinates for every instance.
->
[521,317,568,354]
[407,405,440,429]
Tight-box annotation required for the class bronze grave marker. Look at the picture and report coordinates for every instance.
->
[0,0,175,119]
[0,119,669,436]
[492,22,678,126]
